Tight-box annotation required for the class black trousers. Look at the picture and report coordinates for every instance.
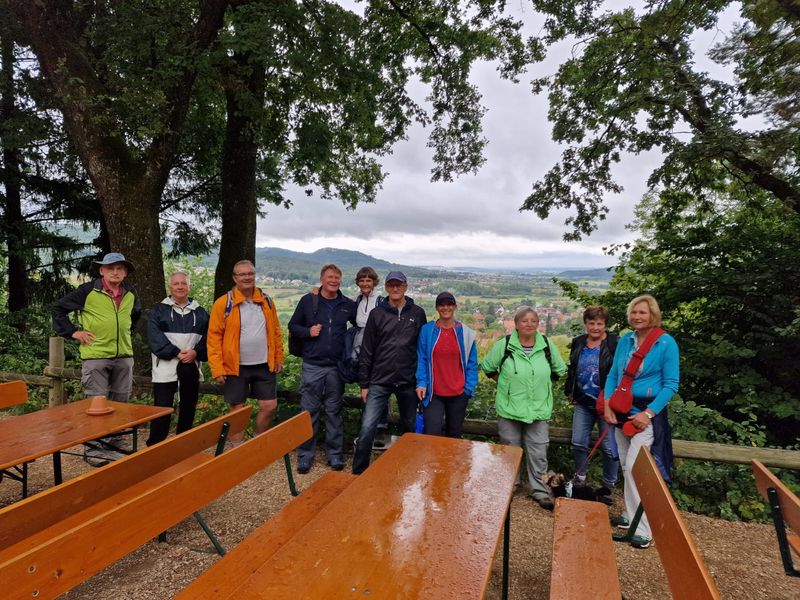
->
[146,361,200,446]
[422,393,469,438]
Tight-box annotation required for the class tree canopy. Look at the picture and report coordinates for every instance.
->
[1,0,537,308]
[526,0,799,238]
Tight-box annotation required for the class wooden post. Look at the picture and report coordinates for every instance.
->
[48,336,65,407]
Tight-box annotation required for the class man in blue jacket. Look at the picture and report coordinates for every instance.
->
[288,264,356,473]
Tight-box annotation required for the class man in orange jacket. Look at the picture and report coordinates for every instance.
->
[207,260,283,443]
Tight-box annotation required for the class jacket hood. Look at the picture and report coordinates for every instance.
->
[161,296,201,311]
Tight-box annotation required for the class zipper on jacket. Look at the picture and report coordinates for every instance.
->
[103,291,122,358]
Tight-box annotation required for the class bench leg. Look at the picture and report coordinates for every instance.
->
[283,453,299,497]
[53,451,63,485]
[502,506,511,600]
[613,503,644,542]
[214,422,231,456]
[767,487,800,577]
[132,425,139,452]
[22,462,28,498]
[194,512,226,556]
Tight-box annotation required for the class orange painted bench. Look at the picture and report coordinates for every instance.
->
[175,470,356,599]
[0,405,280,600]
[751,459,800,577]
[549,497,621,599]
[0,381,30,495]
[632,447,721,599]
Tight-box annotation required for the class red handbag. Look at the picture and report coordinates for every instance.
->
[597,328,665,415]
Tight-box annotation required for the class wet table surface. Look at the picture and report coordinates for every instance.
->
[212,433,522,599]
[0,399,172,470]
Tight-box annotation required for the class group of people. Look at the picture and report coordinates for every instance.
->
[53,253,283,464]
[53,253,678,550]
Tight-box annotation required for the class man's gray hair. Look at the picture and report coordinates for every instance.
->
[170,269,191,286]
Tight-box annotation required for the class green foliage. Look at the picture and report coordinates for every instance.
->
[525,1,800,238]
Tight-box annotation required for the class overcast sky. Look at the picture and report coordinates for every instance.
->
[254,3,734,271]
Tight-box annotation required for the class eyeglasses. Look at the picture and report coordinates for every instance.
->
[234,271,255,277]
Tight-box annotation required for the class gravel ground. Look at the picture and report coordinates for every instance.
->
[2,431,799,600]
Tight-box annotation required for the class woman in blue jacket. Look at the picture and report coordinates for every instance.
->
[603,294,679,549]
[415,292,478,438]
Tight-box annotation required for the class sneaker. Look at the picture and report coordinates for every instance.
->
[630,535,652,549]
[373,427,389,450]
[535,496,555,511]
[328,459,344,472]
[611,515,630,529]
[596,486,614,505]
[297,460,312,474]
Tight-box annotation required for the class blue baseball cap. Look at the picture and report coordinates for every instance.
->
[385,271,407,284]
[94,252,135,273]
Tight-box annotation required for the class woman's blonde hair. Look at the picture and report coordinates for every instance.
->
[626,294,662,327]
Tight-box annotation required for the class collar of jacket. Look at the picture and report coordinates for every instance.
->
[230,286,267,306]
[379,295,415,315]
[161,296,200,311]
[92,277,134,295]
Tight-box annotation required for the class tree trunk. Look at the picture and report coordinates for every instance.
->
[214,54,266,299]
[0,17,27,322]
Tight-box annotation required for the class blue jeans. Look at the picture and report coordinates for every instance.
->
[571,403,618,487]
[352,384,417,474]
[296,364,344,464]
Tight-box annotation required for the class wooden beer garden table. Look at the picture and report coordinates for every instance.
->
[0,399,172,496]
[180,432,523,599]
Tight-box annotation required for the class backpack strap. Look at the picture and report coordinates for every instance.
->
[618,327,665,391]
[497,334,513,373]
[311,292,319,317]
[225,288,272,318]
[224,291,234,318]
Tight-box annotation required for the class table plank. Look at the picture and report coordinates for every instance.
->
[0,399,172,470]
[212,433,521,600]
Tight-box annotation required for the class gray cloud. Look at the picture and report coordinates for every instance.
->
[257,4,658,269]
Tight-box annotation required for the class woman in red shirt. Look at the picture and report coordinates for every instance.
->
[415,292,479,437]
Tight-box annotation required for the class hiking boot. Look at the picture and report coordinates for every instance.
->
[611,515,630,529]
[535,496,555,511]
[373,427,389,449]
[630,535,652,549]
[297,460,312,474]
[328,458,344,472]
[596,485,614,505]
[84,445,124,468]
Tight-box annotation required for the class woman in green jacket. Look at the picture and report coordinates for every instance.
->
[481,307,567,509]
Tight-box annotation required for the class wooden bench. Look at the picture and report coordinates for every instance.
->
[0,381,30,496]
[751,459,800,577]
[0,404,268,599]
[175,470,356,598]
[549,497,621,599]
[632,447,721,599]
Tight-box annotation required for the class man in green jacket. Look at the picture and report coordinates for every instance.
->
[53,252,141,465]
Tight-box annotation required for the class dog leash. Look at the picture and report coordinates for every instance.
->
[574,425,610,480]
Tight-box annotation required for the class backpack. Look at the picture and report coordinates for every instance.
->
[337,325,363,384]
[486,334,560,382]
[288,293,319,358]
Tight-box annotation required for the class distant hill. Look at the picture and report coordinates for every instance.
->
[249,247,453,283]
[556,267,615,281]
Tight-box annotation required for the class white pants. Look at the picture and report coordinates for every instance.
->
[615,423,654,539]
